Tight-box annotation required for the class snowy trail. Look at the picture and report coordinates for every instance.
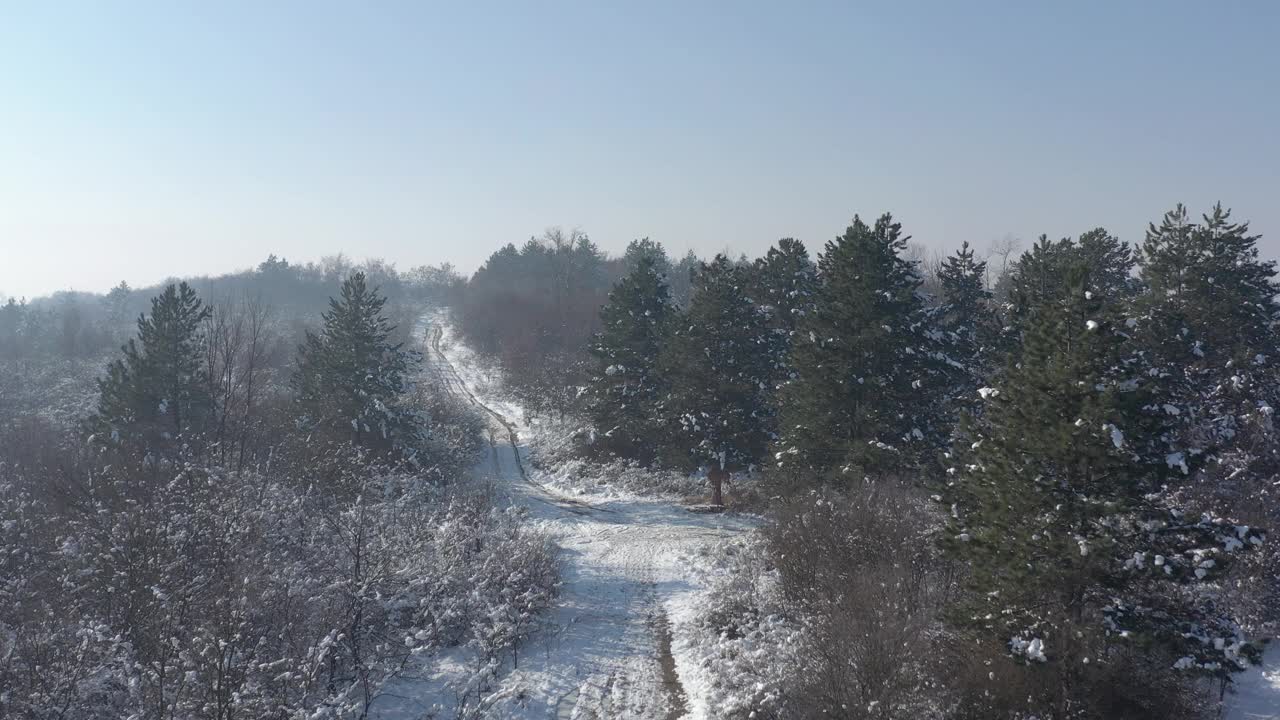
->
[417,312,751,719]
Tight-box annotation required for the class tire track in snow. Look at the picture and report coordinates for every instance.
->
[422,313,746,719]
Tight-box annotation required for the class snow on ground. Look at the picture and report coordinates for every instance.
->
[373,311,753,719]
[1224,643,1280,720]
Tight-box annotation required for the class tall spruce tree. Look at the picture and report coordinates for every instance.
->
[587,254,673,463]
[776,214,942,478]
[659,256,773,502]
[87,282,212,456]
[944,263,1264,716]
[292,272,420,453]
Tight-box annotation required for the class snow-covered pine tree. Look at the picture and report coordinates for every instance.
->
[935,241,999,423]
[86,282,212,457]
[292,271,421,454]
[622,237,673,278]
[1077,227,1138,299]
[1136,202,1280,634]
[748,237,818,396]
[1136,204,1278,440]
[775,213,942,480]
[659,255,773,503]
[944,262,1265,716]
[587,253,673,463]
[1007,230,1135,336]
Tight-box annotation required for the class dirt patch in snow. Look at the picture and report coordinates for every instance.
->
[653,608,690,720]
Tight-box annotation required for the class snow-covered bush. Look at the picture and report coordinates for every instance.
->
[0,429,558,719]
[678,537,803,719]
[682,484,949,719]
[766,484,949,719]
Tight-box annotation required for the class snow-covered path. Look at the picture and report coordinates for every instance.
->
[1224,644,1280,720]
[416,313,751,719]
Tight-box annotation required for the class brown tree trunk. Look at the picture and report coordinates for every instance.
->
[709,466,727,507]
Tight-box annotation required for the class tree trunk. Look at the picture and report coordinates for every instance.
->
[709,466,727,507]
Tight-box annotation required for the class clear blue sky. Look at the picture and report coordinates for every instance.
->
[2,1,1277,299]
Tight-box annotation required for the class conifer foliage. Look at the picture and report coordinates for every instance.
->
[936,241,998,420]
[776,213,941,477]
[1137,203,1280,634]
[659,255,773,495]
[586,254,673,462]
[292,271,421,453]
[86,281,212,456]
[944,262,1265,712]
[749,237,818,396]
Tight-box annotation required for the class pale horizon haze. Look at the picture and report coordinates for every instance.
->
[2,1,1278,299]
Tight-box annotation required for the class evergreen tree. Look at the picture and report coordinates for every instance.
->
[1008,230,1135,335]
[292,272,420,453]
[750,238,817,350]
[1135,204,1279,464]
[748,237,818,444]
[936,241,998,421]
[86,282,213,455]
[944,264,1264,715]
[669,249,700,307]
[0,298,24,358]
[622,237,673,278]
[1077,227,1137,299]
[1137,203,1280,631]
[1139,204,1277,371]
[102,281,133,330]
[776,214,942,478]
[587,255,673,463]
[659,256,773,502]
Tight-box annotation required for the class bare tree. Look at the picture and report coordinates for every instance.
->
[985,233,1022,291]
[204,294,273,470]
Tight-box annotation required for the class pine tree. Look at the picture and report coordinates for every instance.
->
[102,281,133,329]
[86,282,213,455]
[659,256,773,502]
[1077,227,1137,299]
[587,254,673,463]
[292,272,420,453]
[943,264,1264,715]
[1008,230,1135,334]
[776,214,941,479]
[0,298,24,359]
[750,238,817,369]
[621,238,674,287]
[936,241,998,421]
[1135,204,1279,469]
[666,249,700,308]
[747,238,818,451]
[1137,203,1280,632]
[1139,204,1276,371]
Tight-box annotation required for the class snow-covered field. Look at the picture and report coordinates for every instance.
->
[372,312,753,719]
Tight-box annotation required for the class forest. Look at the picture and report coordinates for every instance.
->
[1,202,1277,719]
[452,203,1279,719]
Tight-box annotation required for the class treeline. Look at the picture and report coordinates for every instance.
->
[459,204,1279,718]
[454,229,699,417]
[0,253,463,363]
[0,272,556,718]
